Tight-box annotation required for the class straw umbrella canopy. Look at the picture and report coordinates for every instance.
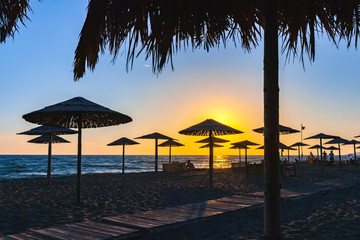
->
[304,133,339,162]
[289,142,309,163]
[324,146,339,150]
[231,140,259,176]
[230,144,249,165]
[135,132,172,174]
[200,143,224,148]
[325,137,349,165]
[308,144,322,159]
[18,126,77,184]
[253,124,300,135]
[179,119,242,187]
[257,142,295,162]
[22,96,132,203]
[195,136,230,143]
[343,140,360,168]
[158,139,184,163]
[107,137,139,174]
[28,135,70,144]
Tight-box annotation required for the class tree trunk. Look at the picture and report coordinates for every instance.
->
[263,0,280,238]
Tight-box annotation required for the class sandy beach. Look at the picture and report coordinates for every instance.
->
[1,164,360,238]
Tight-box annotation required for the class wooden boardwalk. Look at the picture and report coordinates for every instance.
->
[2,180,357,240]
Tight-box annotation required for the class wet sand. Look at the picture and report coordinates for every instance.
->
[1,164,360,237]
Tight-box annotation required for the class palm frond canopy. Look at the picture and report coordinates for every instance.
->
[158,139,184,147]
[28,135,70,144]
[325,137,349,144]
[179,119,242,136]
[73,0,360,80]
[0,0,31,43]
[107,137,139,146]
[304,133,339,140]
[231,140,259,146]
[200,143,224,148]
[22,97,132,128]
[308,144,322,149]
[253,124,299,135]
[195,136,230,143]
[136,132,172,140]
[18,126,77,135]
[290,142,309,147]
[343,140,360,145]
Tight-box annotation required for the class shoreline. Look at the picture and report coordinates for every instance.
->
[1,164,360,236]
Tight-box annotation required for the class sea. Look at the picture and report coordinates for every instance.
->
[0,154,348,180]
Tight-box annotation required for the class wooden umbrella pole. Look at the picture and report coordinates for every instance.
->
[239,149,241,165]
[245,145,248,177]
[122,144,125,174]
[354,144,357,169]
[169,145,172,163]
[155,139,158,174]
[47,134,52,185]
[77,117,82,203]
[298,146,300,163]
[338,143,341,167]
[209,131,213,187]
[320,138,323,170]
[287,149,289,162]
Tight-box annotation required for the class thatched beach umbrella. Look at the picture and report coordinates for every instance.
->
[253,124,300,135]
[199,143,224,148]
[158,139,184,163]
[18,126,77,184]
[230,144,249,165]
[179,119,242,187]
[28,134,70,144]
[107,137,139,174]
[135,132,172,173]
[308,144,322,159]
[289,142,309,163]
[231,140,259,176]
[343,140,360,168]
[257,142,295,162]
[304,133,339,167]
[195,136,230,143]
[22,97,132,203]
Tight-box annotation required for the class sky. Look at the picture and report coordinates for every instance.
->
[1,1,360,156]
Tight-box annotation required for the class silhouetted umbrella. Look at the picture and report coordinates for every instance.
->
[290,142,309,163]
[257,142,295,162]
[231,140,259,176]
[107,137,139,173]
[343,140,360,168]
[304,133,339,162]
[18,126,77,184]
[325,137,349,166]
[324,146,339,150]
[308,144,322,159]
[179,119,242,186]
[253,124,300,135]
[136,132,172,173]
[200,143,224,148]
[230,144,249,165]
[195,136,230,143]
[22,96,132,203]
[158,139,184,163]
[28,135,70,144]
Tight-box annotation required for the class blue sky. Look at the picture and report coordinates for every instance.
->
[1,1,360,156]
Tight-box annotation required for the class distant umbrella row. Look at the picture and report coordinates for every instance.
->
[18,96,360,202]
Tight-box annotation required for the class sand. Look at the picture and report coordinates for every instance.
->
[1,164,360,238]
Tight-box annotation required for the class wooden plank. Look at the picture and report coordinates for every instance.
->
[62,224,115,238]
[55,225,109,239]
[33,228,82,240]
[103,216,164,230]
[3,233,46,240]
[76,222,138,235]
[45,227,97,240]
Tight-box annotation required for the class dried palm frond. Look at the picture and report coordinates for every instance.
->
[0,0,31,43]
[73,0,360,80]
